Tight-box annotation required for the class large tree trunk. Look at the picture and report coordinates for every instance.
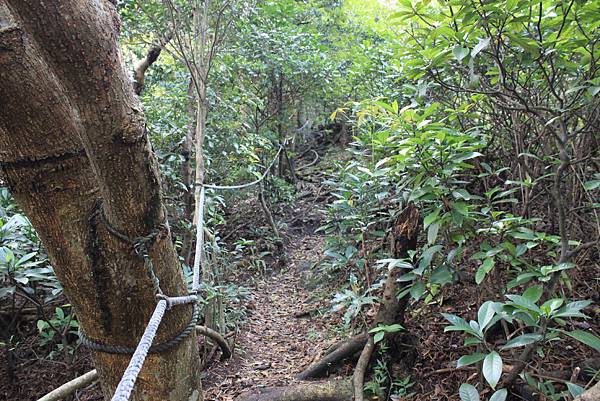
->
[0,2,202,400]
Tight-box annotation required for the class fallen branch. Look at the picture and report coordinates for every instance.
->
[297,334,368,380]
[235,379,353,401]
[196,325,232,360]
[353,336,375,401]
[37,369,98,401]
[258,182,280,239]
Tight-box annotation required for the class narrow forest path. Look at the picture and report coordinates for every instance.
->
[203,149,342,401]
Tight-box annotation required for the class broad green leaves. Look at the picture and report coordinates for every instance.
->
[564,330,600,353]
[369,323,404,344]
[482,352,502,389]
[459,383,479,401]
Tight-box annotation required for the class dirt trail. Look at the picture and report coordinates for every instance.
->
[203,157,339,401]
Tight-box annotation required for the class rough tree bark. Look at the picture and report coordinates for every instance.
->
[0,2,201,400]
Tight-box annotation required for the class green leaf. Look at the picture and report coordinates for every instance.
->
[522,285,543,303]
[37,320,49,333]
[483,351,502,389]
[453,202,470,217]
[424,209,440,228]
[489,389,507,401]
[564,330,600,353]
[506,294,541,314]
[452,189,477,200]
[477,301,496,331]
[459,383,480,401]
[500,333,543,350]
[373,331,385,344]
[419,245,442,270]
[553,300,592,319]
[427,222,440,245]
[457,353,486,367]
[475,258,495,284]
[442,313,481,337]
[430,266,453,285]
[508,34,540,56]
[410,281,426,301]
[453,46,469,62]
[566,382,585,398]
[583,180,600,190]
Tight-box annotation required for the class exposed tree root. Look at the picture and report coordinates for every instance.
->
[36,370,98,401]
[297,334,367,380]
[353,336,375,401]
[196,325,232,360]
[235,379,353,401]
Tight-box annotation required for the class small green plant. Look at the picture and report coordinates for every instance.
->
[369,323,404,344]
[331,274,376,327]
[36,306,79,355]
[364,358,415,400]
[445,290,600,397]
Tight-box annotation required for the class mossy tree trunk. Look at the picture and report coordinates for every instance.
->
[0,2,202,400]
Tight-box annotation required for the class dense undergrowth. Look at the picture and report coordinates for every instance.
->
[1,1,599,400]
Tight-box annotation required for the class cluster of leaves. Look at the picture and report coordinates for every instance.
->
[318,0,600,396]
[0,188,75,355]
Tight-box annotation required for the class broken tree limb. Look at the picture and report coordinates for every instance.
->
[353,336,375,401]
[133,36,171,95]
[195,325,232,360]
[235,379,353,401]
[297,334,368,380]
[37,369,98,401]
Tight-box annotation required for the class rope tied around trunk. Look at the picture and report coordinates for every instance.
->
[79,301,199,354]
[96,203,167,296]
[82,202,199,348]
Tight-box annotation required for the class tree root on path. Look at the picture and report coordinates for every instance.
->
[353,336,375,401]
[196,325,232,360]
[297,334,367,380]
[299,203,420,397]
[235,379,353,401]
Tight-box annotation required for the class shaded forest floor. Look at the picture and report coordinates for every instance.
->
[203,146,346,400]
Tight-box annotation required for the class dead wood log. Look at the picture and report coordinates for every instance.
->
[235,379,353,401]
[133,36,171,95]
[297,334,368,380]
